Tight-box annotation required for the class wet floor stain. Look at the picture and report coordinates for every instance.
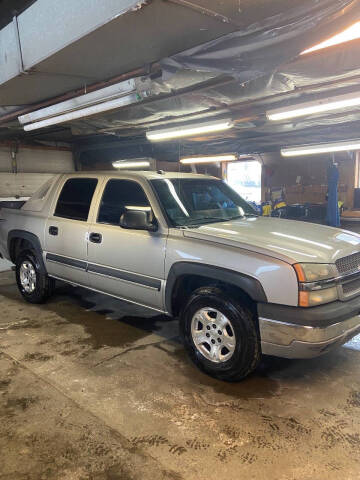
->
[44,302,151,350]
[23,352,54,362]
[0,378,11,390]
[4,396,39,414]
[0,281,176,351]
[43,285,179,351]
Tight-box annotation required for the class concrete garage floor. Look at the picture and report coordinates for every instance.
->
[0,269,360,479]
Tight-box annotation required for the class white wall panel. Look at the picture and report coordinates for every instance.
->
[0,173,55,198]
[0,147,11,172]
[17,149,73,173]
[0,146,73,197]
[0,147,73,173]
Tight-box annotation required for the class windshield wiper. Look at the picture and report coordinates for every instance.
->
[182,212,258,227]
[185,217,228,226]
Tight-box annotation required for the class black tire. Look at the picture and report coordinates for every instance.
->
[181,286,261,382]
[15,250,55,304]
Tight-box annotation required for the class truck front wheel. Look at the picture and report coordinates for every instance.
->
[15,250,55,304]
[181,286,261,381]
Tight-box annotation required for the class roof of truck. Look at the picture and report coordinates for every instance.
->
[69,170,218,180]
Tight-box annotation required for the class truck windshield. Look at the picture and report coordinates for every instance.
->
[151,178,257,227]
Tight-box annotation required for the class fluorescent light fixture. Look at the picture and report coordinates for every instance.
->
[267,91,360,121]
[281,140,360,157]
[180,154,237,164]
[19,79,145,131]
[146,120,233,141]
[23,94,139,131]
[112,160,150,169]
[302,21,360,54]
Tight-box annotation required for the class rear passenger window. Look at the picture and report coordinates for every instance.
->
[54,178,98,221]
[98,179,150,225]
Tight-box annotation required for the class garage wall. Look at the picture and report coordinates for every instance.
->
[0,146,74,173]
[263,153,356,209]
[0,145,74,198]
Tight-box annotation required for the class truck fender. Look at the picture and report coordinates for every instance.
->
[7,229,45,267]
[165,261,267,315]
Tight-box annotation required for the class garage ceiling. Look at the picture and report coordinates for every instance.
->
[0,0,360,160]
[0,0,312,105]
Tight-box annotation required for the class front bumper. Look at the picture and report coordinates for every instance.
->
[258,299,360,359]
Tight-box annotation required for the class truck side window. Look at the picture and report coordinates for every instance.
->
[54,178,98,221]
[98,179,150,225]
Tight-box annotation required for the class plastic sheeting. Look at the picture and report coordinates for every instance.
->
[161,0,360,82]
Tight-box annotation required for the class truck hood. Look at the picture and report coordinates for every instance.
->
[183,217,360,264]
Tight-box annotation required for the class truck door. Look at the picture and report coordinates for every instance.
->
[87,178,166,311]
[44,176,99,287]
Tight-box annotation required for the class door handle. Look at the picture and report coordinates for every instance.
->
[49,226,58,236]
[89,232,102,244]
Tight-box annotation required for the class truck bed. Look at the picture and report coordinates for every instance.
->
[0,200,27,209]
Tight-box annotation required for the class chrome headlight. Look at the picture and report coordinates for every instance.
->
[294,263,338,307]
[294,263,334,282]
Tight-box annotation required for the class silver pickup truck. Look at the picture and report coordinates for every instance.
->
[1,171,360,381]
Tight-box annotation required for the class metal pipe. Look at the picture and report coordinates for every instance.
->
[13,16,26,75]
[164,0,241,27]
[0,140,71,151]
[10,142,18,174]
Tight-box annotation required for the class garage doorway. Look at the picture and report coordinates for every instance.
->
[225,160,262,203]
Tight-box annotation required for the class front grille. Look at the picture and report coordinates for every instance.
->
[336,253,360,298]
[336,252,360,275]
[342,277,360,296]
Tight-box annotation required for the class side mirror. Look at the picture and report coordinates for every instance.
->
[120,209,157,231]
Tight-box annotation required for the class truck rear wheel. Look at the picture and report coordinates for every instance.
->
[15,250,55,304]
[181,286,261,382]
